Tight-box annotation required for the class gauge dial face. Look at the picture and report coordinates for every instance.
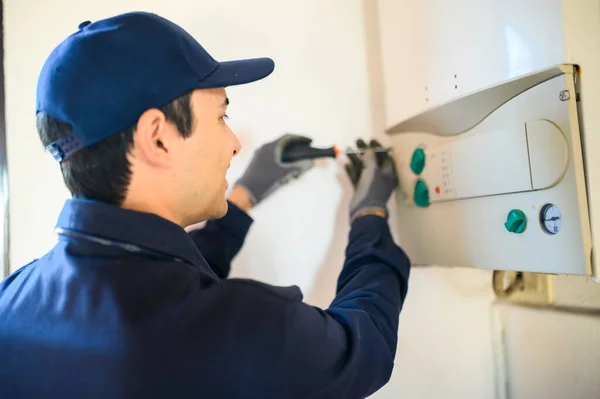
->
[540,204,561,235]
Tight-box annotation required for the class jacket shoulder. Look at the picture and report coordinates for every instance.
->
[224,278,304,303]
[0,258,39,290]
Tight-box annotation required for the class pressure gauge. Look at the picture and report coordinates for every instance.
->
[540,203,562,235]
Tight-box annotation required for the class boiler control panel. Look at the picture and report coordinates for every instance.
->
[385,65,593,277]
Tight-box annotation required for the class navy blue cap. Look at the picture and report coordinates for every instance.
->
[36,11,275,162]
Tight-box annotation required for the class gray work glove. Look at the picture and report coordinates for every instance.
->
[345,138,399,222]
[235,134,314,205]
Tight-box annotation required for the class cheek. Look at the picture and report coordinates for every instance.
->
[193,145,217,176]
[190,129,228,175]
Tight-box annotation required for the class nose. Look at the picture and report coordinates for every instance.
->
[232,131,241,157]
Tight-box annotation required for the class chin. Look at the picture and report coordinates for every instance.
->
[206,199,229,220]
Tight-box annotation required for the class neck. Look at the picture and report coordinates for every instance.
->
[121,196,182,226]
[123,168,186,226]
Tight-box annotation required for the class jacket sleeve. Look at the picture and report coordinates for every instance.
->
[187,201,253,279]
[272,214,411,398]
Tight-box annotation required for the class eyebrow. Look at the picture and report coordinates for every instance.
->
[222,97,229,107]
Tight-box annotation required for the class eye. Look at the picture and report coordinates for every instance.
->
[221,113,229,121]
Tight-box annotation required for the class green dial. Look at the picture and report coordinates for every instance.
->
[504,209,527,234]
[410,148,426,175]
[414,179,430,207]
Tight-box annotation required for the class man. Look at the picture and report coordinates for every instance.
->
[0,11,411,399]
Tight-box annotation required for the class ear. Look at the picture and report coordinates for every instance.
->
[132,108,173,167]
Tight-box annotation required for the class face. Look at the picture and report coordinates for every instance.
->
[126,87,240,226]
[173,88,240,224]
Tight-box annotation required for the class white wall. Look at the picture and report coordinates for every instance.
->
[494,303,600,399]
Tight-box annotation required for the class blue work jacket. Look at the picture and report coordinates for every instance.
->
[0,198,410,398]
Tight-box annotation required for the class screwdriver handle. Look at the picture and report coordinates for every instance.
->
[281,144,338,163]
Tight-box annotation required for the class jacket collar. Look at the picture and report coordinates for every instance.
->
[55,198,211,272]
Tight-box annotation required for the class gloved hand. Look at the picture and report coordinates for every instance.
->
[344,138,399,222]
[235,134,314,205]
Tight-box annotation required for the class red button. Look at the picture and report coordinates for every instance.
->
[435,186,440,194]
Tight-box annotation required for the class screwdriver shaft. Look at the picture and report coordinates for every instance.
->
[343,147,392,155]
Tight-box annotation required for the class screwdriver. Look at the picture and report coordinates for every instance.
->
[281,144,392,163]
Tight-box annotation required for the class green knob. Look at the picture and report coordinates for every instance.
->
[414,179,430,207]
[504,209,527,233]
[410,148,426,175]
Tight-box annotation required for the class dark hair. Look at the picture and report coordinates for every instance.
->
[37,91,193,205]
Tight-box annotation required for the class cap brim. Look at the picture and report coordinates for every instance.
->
[201,57,275,88]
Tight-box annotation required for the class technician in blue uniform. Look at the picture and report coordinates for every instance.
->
[0,11,411,399]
